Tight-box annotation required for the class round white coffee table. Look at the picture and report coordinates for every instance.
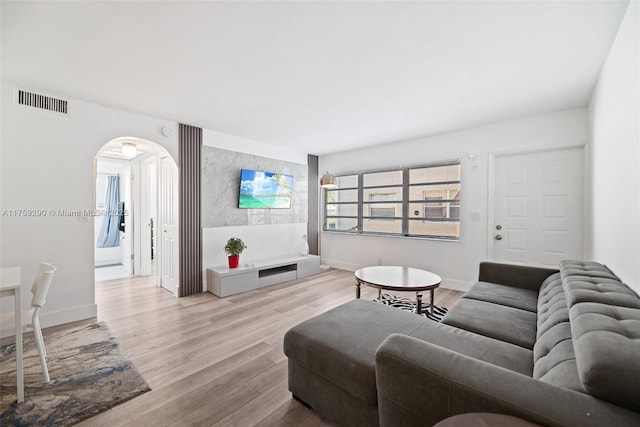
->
[354,266,441,315]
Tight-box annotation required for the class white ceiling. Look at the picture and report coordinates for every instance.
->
[1,1,629,155]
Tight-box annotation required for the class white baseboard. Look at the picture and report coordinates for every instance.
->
[0,303,98,339]
[439,279,472,293]
[322,258,361,272]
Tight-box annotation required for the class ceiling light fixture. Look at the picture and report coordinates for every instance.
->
[121,142,137,157]
[320,171,337,188]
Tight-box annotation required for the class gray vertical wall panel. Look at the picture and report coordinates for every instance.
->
[179,124,202,297]
[307,154,319,255]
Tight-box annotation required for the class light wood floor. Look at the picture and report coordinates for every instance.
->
[68,269,463,426]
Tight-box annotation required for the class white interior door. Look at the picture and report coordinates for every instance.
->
[158,155,179,295]
[120,166,133,274]
[492,147,583,268]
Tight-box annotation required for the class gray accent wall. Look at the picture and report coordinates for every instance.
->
[202,146,308,227]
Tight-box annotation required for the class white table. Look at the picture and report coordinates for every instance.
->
[354,266,441,315]
[1,267,24,403]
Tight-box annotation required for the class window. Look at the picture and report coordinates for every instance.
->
[408,164,461,238]
[362,170,403,234]
[324,160,461,239]
[324,174,359,232]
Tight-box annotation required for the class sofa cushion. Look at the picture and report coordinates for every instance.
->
[478,262,559,291]
[283,299,425,405]
[570,302,640,412]
[463,281,538,313]
[537,273,566,333]
[559,260,620,281]
[559,261,640,310]
[442,298,537,349]
[409,320,533,376]
[533,272,583,392]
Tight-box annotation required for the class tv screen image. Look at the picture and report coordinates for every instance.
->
[239,169,294,209]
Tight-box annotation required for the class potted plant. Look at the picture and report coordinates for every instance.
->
[224,237,247,268]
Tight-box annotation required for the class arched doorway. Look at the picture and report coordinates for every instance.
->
[94,137,179,295]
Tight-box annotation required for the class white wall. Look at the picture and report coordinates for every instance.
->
[587,1,639,293]
[320,108,588,291]
[201,129,309,290]
[0,81,178,337]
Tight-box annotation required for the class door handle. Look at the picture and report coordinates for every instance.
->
[495,234,503,240]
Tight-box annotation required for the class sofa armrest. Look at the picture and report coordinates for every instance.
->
[375,334,640,427]
[478,262,558,291]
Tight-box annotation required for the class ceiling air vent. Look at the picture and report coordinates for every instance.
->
[17,89,68,114]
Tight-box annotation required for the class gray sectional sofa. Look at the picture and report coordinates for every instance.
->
[283,260,640,426]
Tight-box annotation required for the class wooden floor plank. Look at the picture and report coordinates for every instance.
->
[254,398,323,427]
[212,378,294,427]
[68,268,462,426]
[131,356,275,427]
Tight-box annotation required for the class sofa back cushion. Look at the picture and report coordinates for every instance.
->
[560,260,640,309]
[560,260,640,411]
[533,273,584,392]
[570,303,640,411]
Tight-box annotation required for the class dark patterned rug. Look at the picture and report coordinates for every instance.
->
[376,293,448,322]
[1,322,150,426]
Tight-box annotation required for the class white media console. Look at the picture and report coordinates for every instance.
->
[207,254,321,297]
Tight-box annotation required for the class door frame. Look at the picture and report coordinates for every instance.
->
[487,143,585,262]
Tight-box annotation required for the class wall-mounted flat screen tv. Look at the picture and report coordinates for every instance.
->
[239,169,294,209]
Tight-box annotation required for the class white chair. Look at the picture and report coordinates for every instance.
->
[28,262,56,382]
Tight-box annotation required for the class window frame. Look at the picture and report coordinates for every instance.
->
[323,174,360,233]
[323,160,461,240]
